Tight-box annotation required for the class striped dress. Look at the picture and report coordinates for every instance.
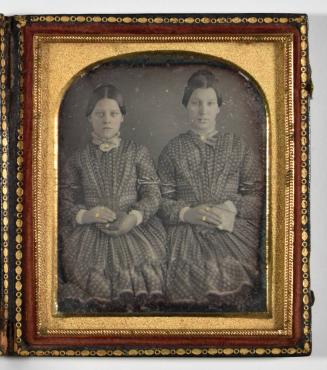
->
[59,139,167,308]
[157,130,264,309]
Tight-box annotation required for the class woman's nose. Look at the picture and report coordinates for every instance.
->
[103,113,111,123]
[199,103,206,114]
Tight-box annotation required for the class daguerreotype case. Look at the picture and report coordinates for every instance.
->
[0,13,313,357]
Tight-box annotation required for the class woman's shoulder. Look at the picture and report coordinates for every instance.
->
[120,139,153,161]
[61,147,88,174]
[160,132,191,154]
[219,132,249,149]
[66,143,99,163]
[120,138,148,153]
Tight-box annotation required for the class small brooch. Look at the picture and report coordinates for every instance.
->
[99,143,113,152]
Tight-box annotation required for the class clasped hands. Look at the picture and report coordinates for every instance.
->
[183,201,237,232]
[80,206,137,237]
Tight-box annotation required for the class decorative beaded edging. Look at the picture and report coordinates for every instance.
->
[12,14,311,356]
[32,33,293,338]
[15,346,308,357]
[299,22,311,354]
[0,14,9,356]
[13,17,25,352]
[24,14,307,25]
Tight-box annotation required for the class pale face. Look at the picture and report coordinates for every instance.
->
[186,87,220,135]
[88,98,124,140]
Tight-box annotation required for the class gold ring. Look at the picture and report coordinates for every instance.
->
[202,216,207,222]
[95,212,100,218]
[205,207,210,211]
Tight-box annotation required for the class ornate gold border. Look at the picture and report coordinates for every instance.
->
[13,16,25,352]
[284,33,295,338]
[27,14,306,25]
[0,15,9,356]
[12,14,311,356]
[33,33,290,337]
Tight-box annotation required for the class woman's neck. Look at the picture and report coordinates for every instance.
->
[91,131,120,143]
[190,127,217,138]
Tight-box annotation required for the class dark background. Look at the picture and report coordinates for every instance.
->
[59,52,267,165]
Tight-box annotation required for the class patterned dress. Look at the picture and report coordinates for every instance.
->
[158,130,264,309]
[59,139,167,307]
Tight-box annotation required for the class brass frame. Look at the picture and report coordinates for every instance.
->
[33,33,290,336]
[3,14,311,356]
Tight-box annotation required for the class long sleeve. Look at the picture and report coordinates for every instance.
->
[59,152,86,228]
[229,145,264,221]
[132,146,161,223]
[157,147,190,225]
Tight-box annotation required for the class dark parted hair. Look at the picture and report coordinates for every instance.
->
[182,69,223,108]
[86,84,126,116]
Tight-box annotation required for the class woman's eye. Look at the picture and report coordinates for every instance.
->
[111,112,120,117]
[95,112,104,118]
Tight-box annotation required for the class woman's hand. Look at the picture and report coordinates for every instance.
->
[96,212,137,237]
[81,206,116,224]
[183,201,237,232]
[183,205,219,228]
[209,201,237,232]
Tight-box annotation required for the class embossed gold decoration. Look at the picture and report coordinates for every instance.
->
[14,19,25,350]
[0,16,9,356]
[299,21,311,354]
[28,15,306,25]
[11,15,311,356]
[33,33,291,336]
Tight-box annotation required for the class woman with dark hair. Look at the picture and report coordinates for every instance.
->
[158,70,264,310]
[60,84,166,311]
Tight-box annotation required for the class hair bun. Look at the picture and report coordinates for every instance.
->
[182,69,222,107]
